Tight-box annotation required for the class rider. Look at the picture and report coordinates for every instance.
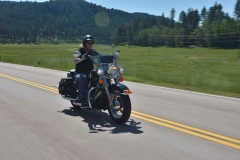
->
[74,35,100,105]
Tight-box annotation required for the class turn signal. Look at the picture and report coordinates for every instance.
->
[98,79,104,85]
[119,77,123,82]
[124,90,132,94]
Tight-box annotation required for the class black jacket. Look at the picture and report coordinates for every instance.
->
[75,48,100,74]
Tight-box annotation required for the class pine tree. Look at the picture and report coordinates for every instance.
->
[201,7,207,22]
[179,11,187,28]
[170,8,176,28]
[235,0,240,19]
[159,13,165,26]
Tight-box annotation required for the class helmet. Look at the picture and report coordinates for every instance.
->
[82,35,94,43]
[82,35,94,48]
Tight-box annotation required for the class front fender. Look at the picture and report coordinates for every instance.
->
[108,83,132,95]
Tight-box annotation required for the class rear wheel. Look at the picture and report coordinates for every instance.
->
[108,92,131,124]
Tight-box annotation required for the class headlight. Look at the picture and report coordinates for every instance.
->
[107,64,117,75]
[119,67,125,74]
[97,68,104,76]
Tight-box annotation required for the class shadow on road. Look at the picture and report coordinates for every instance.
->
[59,107,143,134]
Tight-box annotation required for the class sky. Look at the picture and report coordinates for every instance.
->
[8,0,238,20]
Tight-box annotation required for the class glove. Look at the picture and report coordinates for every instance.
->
[73,50,80,61]
[75,54,88,64]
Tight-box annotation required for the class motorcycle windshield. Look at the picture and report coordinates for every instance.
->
[99,55,114,64]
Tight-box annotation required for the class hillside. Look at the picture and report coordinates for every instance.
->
[0,0,154,44]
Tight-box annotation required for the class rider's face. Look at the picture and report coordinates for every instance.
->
[86,41,94,49]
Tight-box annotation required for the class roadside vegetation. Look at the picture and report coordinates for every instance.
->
[0,44,239,98]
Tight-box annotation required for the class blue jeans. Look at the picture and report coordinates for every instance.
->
[75,73,87,99]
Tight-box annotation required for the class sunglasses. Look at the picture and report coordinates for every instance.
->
[86,42,94,45]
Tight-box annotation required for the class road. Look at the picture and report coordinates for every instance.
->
[0,62,240,160]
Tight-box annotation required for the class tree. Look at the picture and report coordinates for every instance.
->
[187,9,200,31]
[208,3,224,23]
[159,13,166,26]
[150,16,157,27]
[201,7,207,22]
[235,0,240,19]
[170,8,176,28]
[179,11,187,28]
[112,23,127,45]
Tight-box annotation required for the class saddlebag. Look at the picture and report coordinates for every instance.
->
[58,77,76,97]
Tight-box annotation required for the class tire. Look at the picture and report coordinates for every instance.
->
[108,92,131,124]
[70,100,80,109]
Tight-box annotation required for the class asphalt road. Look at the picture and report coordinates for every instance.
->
[0,62,240,160]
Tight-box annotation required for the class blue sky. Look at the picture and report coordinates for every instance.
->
[8,0,237,19]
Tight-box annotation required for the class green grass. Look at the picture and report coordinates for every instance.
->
[0,44,240,98]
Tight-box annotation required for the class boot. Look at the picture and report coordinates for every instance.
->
[76,98,88,106]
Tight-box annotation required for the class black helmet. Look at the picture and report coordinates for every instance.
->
[82,35,94,42]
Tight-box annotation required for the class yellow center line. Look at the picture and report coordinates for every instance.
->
[1,73,240,150]
[131,110,240,145]
[131,113,240,150]
[0,73,58,93]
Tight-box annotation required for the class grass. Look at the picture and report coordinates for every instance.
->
[0,43,240,98]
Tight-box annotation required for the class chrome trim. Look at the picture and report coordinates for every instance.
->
[103,78,114,108]
[87,87,96,109]
[87,86,104,109]
[62,95,77,101]
[94,90,103,101]
[72,102,91,108]
[114,77,119,85]
[113,99,121,110]
[72,102,82,106]
[118,93,129,95]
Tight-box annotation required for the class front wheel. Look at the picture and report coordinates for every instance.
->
[108,92,131,124]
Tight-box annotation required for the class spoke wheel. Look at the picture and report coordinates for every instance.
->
[108,91,131,124]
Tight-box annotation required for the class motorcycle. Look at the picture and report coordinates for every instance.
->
[58,49,132,124]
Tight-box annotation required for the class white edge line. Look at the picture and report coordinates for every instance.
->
[124,81,240,101]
